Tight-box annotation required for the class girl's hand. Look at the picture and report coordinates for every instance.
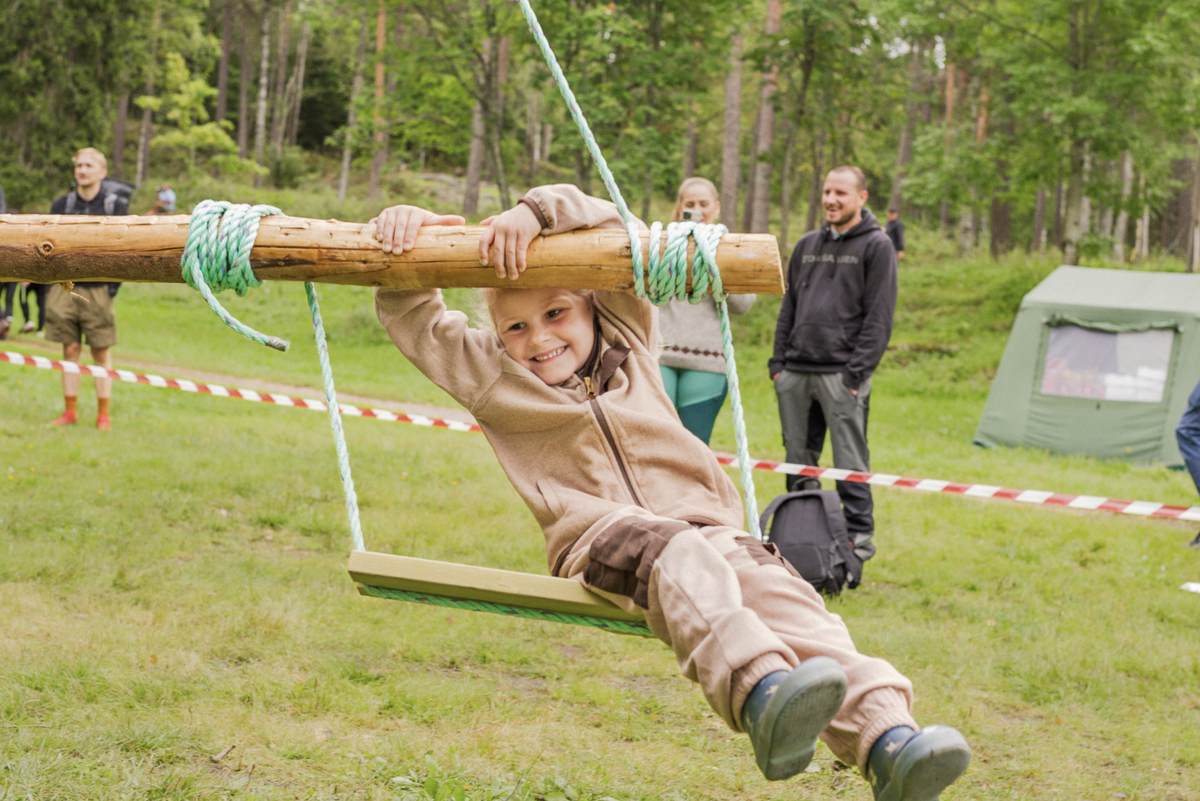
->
[477,203,542,280]
[370,205,465,254]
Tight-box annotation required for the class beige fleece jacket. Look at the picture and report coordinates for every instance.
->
[374,184,745,574]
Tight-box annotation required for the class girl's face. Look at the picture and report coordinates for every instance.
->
[678,185,721,225]
[490,288,596,386]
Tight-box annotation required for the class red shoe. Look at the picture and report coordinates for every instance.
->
[50,410,78,426]
[0,317,9,341]
[96,413,111,431]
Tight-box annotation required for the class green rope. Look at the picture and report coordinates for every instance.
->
[182,200,289,352]
[516,0,761,538]
[182,201,365,551]
[359,585,654,637]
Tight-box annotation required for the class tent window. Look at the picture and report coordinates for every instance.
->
[1040,325,1173,403]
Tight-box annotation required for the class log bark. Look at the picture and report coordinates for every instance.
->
[0,215,784,295]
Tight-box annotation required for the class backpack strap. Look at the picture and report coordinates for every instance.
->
[758,490,822,541]
[64,192,76,214]
[103,192,117,215]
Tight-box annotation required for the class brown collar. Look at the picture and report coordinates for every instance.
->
[574,321,630,396]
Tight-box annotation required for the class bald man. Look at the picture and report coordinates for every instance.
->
[770,166,897,568]
[46,147,128,431]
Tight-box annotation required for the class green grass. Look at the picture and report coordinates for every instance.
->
[3,212,1200,800]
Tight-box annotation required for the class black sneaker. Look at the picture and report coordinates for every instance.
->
[741,657,848,781]
[1189,530,1200,549]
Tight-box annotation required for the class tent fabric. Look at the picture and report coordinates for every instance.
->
[1045,314,1181,334]
[975,265,1200,466]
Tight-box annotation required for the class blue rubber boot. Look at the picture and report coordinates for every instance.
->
[740,656,848,781]
[867,725,972,801]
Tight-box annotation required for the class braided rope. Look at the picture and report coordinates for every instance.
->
[359,585,654,637]
[305,282,366,552]
[516,0,761,537]
[181,200,289,352]
[183,202,365,551]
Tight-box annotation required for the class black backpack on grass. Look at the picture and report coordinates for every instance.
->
[759,490,862,596]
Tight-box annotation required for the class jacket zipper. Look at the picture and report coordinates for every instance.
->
[584,377,641,506]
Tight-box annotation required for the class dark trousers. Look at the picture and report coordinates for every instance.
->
[19,283,47,331]
[775,370,876,560]
[0,283,14,320]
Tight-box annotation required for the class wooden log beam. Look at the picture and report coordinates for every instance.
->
[0,214,783,294]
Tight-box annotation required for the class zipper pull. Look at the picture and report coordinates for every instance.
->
[584,376,596,399]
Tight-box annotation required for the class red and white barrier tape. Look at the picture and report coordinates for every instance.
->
[1,350,482,434]
[6,349,1199,522]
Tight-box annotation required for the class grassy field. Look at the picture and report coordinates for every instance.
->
[3,191,1200,800]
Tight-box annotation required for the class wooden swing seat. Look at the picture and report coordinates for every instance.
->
[348,550,647,624]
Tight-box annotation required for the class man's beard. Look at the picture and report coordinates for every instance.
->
[825,206,856,227]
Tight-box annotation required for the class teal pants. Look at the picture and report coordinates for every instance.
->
[660,366,728,445]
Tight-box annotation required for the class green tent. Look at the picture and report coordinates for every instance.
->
[975,265,1200,466]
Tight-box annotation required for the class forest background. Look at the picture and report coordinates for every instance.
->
[3,0,1200,267]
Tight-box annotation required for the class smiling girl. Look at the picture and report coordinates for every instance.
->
[369,184,969,800]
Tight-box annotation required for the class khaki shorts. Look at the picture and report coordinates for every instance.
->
[44,284,118,349]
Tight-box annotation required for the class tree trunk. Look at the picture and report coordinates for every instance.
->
[269,1,292,155]
[779,110,794,252]
[1138,175,1150,261]
[462,102,485,216]
[526,90,541,186]
[682,100,698,179]
[487,36,512,210]
[938,62,956,236]
[1061,139,1089,262]
[1190,138,1200,272]
[216,0,234,123]
[748,0,783,234]
[135,3,162,187]
[1112,151,1133,261]
[238,22,252,158]
[990,197,1011,259]
[286,21,311,147]
[541,122,552,162]
[805,126,825,233]
[742,110,758,233]
[253,5,271,187]
[112,79,129,181]
[888,42,923,213]
[1031,185,1046,252]
[1053,181,1064,248]
[338,10,370,201]
[367,0,387,199]
[573,149,591,195]
[720,32,743,232]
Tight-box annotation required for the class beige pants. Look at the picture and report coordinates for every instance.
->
[559,507,918,772]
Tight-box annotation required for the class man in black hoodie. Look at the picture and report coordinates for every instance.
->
[770,166,897,564]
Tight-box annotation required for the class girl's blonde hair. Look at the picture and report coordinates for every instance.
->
[671,177,719,223]
[474,287,596,332]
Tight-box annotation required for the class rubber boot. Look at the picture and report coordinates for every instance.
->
[866,725,971,801]
[741,656,847,781]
